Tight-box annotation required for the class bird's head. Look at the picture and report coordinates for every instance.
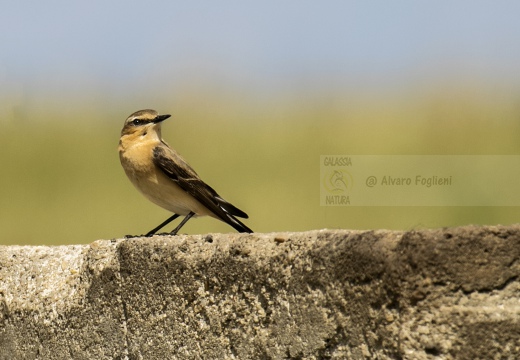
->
[121,109,171,138]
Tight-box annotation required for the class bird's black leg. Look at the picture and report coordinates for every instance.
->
[146,214,180,237]
[170,212,195,235]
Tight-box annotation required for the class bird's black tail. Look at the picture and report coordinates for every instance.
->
[225,214,253,233]
[216,196,252,233]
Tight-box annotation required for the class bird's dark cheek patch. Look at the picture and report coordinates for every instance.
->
[142,131,148,136]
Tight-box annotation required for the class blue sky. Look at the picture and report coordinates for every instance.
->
[2,1,520,102]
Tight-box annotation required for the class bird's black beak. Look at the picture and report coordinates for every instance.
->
[153,114,171,123]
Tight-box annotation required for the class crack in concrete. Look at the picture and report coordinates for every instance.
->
[115,244,131,360]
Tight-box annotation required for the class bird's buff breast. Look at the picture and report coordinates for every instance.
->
[119,144,206,216]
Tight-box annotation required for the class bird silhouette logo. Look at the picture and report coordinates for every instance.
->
[323,169,352,194]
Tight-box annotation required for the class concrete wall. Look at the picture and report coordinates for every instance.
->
[0,226,519,359]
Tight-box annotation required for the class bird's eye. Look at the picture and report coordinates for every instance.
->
[132,119,142,126]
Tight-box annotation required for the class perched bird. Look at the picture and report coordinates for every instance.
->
[118,109,253,236]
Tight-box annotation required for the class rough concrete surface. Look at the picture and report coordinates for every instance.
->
[0,226,519,359]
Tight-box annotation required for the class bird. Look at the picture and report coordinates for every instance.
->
[118,109,253,236]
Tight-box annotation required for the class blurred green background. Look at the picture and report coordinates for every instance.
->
[2,2,520,244]
[2,83,520,245]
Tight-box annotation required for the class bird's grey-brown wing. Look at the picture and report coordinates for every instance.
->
[152,145,252,233]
